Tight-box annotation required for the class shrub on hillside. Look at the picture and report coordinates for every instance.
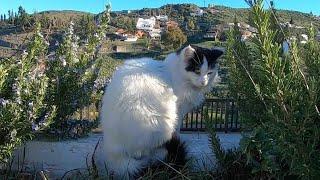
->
[162,26,187,50]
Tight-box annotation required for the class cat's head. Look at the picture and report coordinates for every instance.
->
[177,45,224,89]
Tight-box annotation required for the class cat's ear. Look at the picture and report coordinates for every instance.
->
[210,48,224,60]
[178,45,195,62]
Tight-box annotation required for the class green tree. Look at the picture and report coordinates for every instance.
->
[162,26,187,50]
[18,6,29,31]
[270,0,275,8]
[187,19,195,30]
[7,10,11,24]
[142,37,151,50]
[290,16,294,24]
[110,15,135,33]
[10,10,14,24]
[77,15,95,40]
[39,14,50,29]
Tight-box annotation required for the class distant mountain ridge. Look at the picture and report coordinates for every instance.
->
[3,3,320,31]
[99,3,319,30]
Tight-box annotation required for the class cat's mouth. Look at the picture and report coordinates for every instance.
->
[191,82,208,90]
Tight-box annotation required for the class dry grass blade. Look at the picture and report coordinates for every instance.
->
[39,170,49,180]
[155,157,191,180]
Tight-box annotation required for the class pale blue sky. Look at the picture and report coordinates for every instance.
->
[0,0,319,15]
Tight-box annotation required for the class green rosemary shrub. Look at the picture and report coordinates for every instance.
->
[0,23,55,163]
[45,4,112,130]
[227,0,320,179]
[0,3,120,164]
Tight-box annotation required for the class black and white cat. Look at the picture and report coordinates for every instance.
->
[101,45,223,178]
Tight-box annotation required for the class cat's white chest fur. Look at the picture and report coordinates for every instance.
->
[101,45,223,178]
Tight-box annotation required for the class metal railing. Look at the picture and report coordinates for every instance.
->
[181,98,240,132]
[79,99,241,133]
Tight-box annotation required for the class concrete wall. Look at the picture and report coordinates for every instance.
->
[6,132,241,179]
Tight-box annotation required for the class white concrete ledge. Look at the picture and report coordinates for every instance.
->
[6,132,241,179]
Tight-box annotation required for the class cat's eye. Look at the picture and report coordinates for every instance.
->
[194,69,201,75]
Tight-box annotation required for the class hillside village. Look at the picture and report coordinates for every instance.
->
[0,3,320,58]
[111,4,320,45]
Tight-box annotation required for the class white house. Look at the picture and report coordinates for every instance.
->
[300,34,308,44]
[301,34,308,41]
[124,35,138,42]
[148,29,161,39]
[136,17,156,31]
[191,8,204,16]
[156,15,168,22]
[228,22,241,27]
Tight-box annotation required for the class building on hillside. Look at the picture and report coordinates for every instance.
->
[300,34,309,44]
[135,30,145,39]
[115,29,126,35]
[113,10,132,16]
[166,20,179,30]
[156,15,168,22]
[148,29,161,40]
[241,30,253,41]
[124,35,138,42]
[106,33,124,41]
[136,17,156,31]
[159,21,168,31]
[240,22,251,29]
[114,29,128,41]
[280,22,305,29]
[154,21,161,29]
[228,22,241,27]
[248,26,258,34]
[207,8,220,14]
[190,8,204,16]
[203,30,218,40]
[113,45,127,53]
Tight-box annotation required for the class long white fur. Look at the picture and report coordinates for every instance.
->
[101,46,220,179]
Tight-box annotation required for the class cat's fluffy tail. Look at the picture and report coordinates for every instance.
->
[134,136,188,179]
[165,136,188,169]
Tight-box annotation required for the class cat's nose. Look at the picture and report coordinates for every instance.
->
[200,81,207,86]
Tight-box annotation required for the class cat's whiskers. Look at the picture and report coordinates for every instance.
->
[193,50,202,65]
[191,56,200,65]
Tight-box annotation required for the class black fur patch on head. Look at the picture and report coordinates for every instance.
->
[178,45,224,73]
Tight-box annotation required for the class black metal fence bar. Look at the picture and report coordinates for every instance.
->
[180,98,240,132]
